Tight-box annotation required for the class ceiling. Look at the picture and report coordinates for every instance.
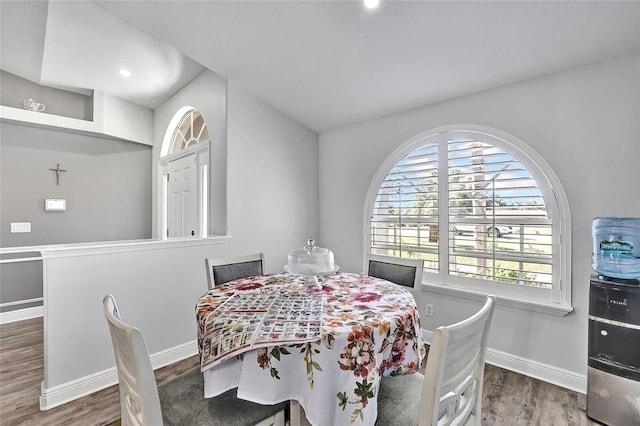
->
[0,1,204,109]
[2,1,639,133]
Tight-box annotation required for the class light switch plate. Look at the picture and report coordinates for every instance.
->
[11,222,31,233]
[45,198,66,211]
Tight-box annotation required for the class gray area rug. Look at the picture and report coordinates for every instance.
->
[109,346,429,425]
[159,368,288,425]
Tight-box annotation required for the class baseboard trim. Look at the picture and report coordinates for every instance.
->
[39,328,589,411]
[421,329,587,395]
[39,340,198,410]
[0,306,43,324]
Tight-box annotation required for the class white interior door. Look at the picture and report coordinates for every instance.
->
[167,154,198,237]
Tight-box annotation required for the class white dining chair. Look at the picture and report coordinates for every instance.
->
[375,294,496,426]
[102,294,287,426]
[205,253,265,290]
[366,253,424,302]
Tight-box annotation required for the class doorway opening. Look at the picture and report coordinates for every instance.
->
[159,107,209,238]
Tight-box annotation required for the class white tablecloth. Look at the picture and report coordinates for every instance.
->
[196,272,425,426]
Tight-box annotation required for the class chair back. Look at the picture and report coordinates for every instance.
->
[366,253,424,301]
[103,295,163,426]
[205,253,264,289]
[420,295,496,426]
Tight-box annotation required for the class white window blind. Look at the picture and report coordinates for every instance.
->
[446,136,552,288]
[371,142,440,272]
[370,130,557,292]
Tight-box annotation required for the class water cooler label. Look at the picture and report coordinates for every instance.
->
[600,239,634,259]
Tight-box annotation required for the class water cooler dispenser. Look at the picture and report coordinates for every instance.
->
[587,218,640,426]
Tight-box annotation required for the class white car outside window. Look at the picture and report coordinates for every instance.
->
[453,224,514,237]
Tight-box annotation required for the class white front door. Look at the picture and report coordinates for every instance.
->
[167,154,198,237]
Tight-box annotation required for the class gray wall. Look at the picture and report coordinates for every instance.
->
[318,52,640,385]
[0,252,42,313]
[40,74,320,405]
[0,123,152,247]
[0,70,93,121]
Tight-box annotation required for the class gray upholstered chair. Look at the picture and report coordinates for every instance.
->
[103,294,287,426]
[205,253,265,290]
[375,295,496,426]
[366,253,424,302]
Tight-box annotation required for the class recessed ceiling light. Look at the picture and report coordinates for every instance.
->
[117,69,131,77]
[363,0,379,9]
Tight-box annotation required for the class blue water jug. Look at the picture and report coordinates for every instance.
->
[592,217,640,279]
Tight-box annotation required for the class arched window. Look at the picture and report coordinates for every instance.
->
[169,109,209,154]
[367,126,571,313]
[159,107,210,239]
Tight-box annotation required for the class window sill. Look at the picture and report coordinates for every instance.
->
[421,282,574,317]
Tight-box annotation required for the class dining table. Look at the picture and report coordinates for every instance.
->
[195,272,426,426]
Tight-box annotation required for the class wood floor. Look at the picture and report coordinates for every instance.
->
[0,318,599,425]
[0,317,198,426]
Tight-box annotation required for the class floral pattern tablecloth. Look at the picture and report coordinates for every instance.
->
[196,272,425,426]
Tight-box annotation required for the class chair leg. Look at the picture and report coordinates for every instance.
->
[253,409,287,426]
[274,409,286,426]
[289,400,312,426]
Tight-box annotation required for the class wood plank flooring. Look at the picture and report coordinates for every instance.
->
[481,364,597,425]
[0,318,198,426]
[0,318,599,425]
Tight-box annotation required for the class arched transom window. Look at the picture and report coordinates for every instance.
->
[169,109,209,154]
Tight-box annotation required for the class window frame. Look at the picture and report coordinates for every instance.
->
[364,125,572,316]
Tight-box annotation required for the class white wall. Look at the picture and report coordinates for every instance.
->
[319,52,640,391]
[226,82,319,271]
[41,239,229,409]
[101,93,154,145]
[152,70,228,237]
[40,74,319,408]
[152,70,319,266]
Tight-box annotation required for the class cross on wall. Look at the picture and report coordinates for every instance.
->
[49,163,67,186]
